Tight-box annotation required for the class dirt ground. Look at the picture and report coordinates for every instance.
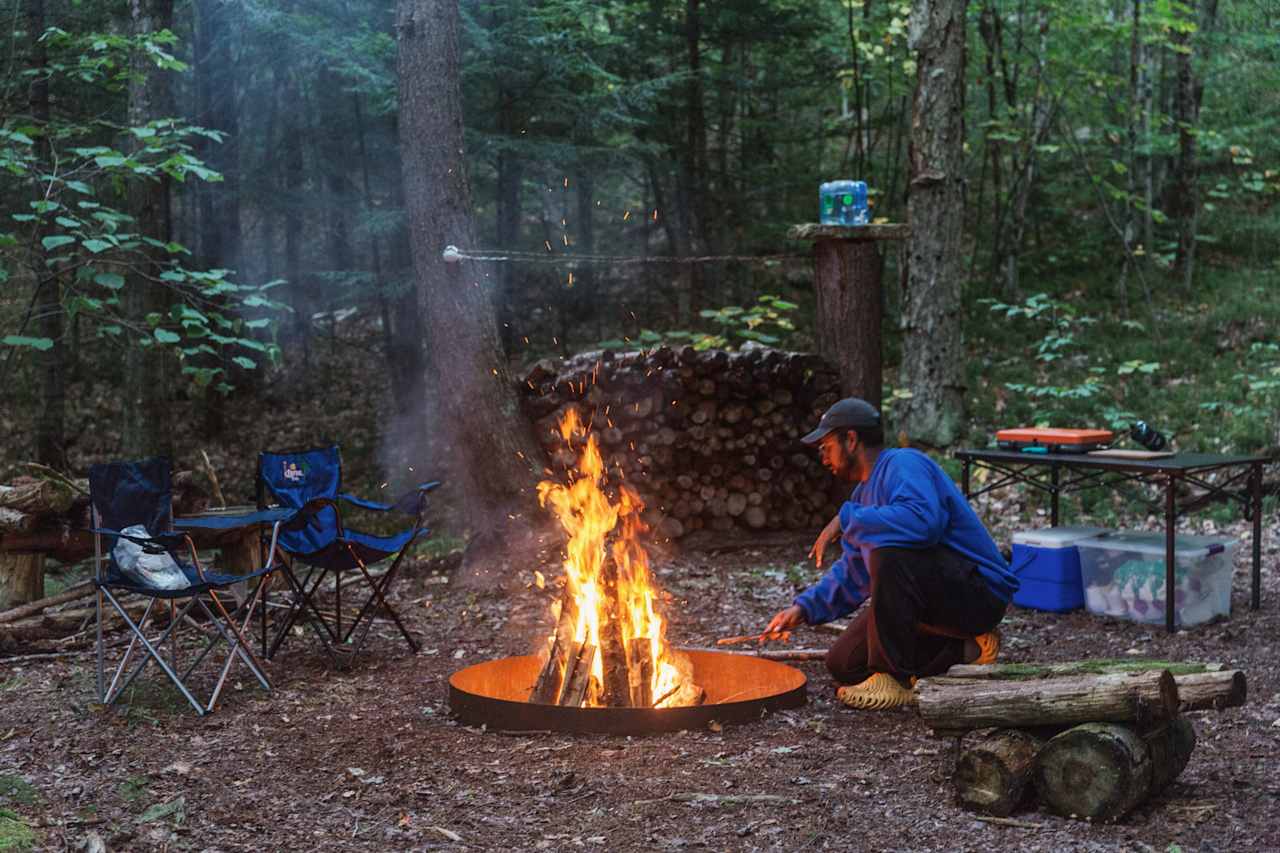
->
[1,504,1278,853]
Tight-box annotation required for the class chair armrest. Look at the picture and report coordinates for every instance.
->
[88,527,187,554]
[340,481,442,515]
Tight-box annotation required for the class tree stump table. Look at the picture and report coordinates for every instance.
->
[786,223,909,408]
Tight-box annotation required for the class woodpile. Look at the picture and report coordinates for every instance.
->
[518,345,846,540]
[919,660,1246,821]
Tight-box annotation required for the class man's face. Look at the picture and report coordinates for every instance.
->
[818,431,859,481]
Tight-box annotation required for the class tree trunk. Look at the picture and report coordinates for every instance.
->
[1034,717,1195,821]
[1169,0,1217,292]
[0,554,44,610]
[122,0,175,460]
[27,0,66,469]
[281,71,310,370]
[954,728,1044,816]
[193,0,240,437]
[916,669,1180,733]
[396,0,544,588]
[898,0,968,447]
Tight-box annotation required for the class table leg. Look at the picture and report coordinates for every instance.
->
[1252,462,1262,611]
[1165,475,1177,633]
[1050,464,1060,527]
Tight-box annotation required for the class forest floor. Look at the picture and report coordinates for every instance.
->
[1,504,1277,853]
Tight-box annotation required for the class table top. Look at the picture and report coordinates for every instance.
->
[956,448,1270,473]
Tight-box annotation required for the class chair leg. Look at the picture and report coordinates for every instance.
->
[102,592,207,716]
[342,546,419,655]
[267,565,341,662]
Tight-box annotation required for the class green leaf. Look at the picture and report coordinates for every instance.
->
[54,216,80,228]
[41,235,76,251]
[64,180,93,195]
[94,154,126,168]
[81,239,112,254]
[153,329,181,344]
[94,272,125,289]
[137,796,185,824]
[231,356,257,370]
[2,335,54,351]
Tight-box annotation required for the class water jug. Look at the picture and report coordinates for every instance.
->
[819,180,869,226]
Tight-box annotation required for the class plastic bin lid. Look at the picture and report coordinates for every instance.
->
[1012,526,1109,548]
[1075,531,1235,558]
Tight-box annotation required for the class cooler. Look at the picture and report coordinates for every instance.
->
[1076,532,1236,628]
[1009,526,1108,612]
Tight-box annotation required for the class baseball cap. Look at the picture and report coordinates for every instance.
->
[801,397,882,445]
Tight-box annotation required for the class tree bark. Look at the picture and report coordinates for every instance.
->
[396,0,544,588]
[916,670,1180,732]
[1033,718,1195,821]
[122,0,175,460]
[954,728,1044,816]
[813,239,883,405]
[0,554,44,610]
[898,0,968,446]
[1169,0,1217,292]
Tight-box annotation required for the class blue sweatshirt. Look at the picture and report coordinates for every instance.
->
[793,448,1017,625]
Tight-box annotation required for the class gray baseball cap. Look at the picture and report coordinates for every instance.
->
[801,397,882,445]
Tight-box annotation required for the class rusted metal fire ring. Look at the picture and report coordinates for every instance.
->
[449,649,807,735]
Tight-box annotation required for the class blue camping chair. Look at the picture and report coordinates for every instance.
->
[256,445,439,662]
[89,457,296,716]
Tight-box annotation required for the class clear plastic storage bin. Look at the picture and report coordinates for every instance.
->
[1075,532,1236,627]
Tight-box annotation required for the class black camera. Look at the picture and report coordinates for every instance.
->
[1129,421,1168,452]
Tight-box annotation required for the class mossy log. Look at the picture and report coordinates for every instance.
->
[954,729,1045,816]
[944,661,1246,712]
[1033,717,1196,821]
[916,670,1179,732]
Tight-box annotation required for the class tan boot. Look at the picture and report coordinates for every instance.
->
[836,673,916,710]
[964,629,1001,665]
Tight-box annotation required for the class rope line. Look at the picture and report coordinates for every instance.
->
[442,245,809,266]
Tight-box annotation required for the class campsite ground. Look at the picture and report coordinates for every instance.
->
[1,501,1276,853]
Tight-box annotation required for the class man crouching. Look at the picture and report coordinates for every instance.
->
[766,397,1015,709]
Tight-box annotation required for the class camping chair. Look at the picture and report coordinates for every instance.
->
[89,457,294,716]
[256,445,439,663]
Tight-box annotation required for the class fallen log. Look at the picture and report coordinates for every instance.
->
[954,729,1045,817]
[0,581,94,624]
[916,670,1180,733]
[943,661,1246,713]
[1033,717,1196,821]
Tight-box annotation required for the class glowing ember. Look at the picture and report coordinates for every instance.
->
[534,409,701,708]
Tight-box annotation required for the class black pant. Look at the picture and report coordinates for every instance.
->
[826,545,1007,685]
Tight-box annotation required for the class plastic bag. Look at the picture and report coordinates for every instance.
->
[112,525,188,590]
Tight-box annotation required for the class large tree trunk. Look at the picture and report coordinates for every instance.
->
[396,0,544,587]
[898,0,968,447]
[27,0,66,469]
[193,0,241,436]
[1169,0,1217,292]
[122,0,175,460]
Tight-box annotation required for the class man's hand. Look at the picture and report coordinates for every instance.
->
[807,513,842,567]
[766,605,805,635]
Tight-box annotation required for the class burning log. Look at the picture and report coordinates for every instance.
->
[559,642,596,707]
[627,637,653,708]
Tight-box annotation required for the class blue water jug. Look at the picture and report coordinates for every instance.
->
[819,180,869,226]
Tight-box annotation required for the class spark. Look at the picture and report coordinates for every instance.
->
[544,240,552,252]
[623,210,631,221]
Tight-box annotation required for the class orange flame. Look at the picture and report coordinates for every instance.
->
[537,409,695,707]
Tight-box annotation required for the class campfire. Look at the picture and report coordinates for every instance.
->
[531,409,702,708]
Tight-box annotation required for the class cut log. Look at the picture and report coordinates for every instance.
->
[943,662,1246,712]
[0,508,36,534]
[1033,717,1196,821]
[954,729,1046,817]
[558,642,596,707]
[916,670,1180,732]
[0,480,78,514]
[530,592,580,704]
[598,558,631,707]
[0,553,44,610]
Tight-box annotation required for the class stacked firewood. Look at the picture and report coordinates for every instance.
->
[518,346,846,539]
[916,661,1247,821]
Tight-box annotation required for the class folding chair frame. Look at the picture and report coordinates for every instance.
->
[263,495,425,663]
[93,508,288,716]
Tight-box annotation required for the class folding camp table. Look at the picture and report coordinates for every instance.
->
[955,449,1270,633]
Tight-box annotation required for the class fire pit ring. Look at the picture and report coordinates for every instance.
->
[449,649,807,735]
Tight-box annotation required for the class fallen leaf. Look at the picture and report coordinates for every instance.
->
[137,796,186,824]
[707,720,722,733]
[431,826,462,842]
[163,761,193,776]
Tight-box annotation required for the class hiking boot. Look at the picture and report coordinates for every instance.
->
[965,629,1001,665]
[836,673,916,710]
